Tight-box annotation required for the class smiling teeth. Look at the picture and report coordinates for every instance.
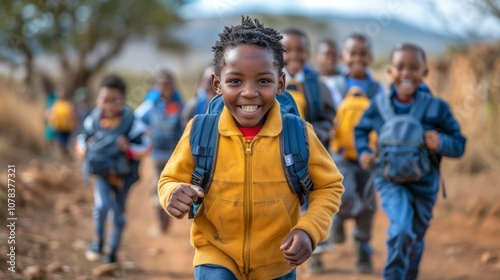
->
[241,105,258,112]
[401,80,413,87]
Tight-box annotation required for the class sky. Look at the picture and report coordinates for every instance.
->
[180,0,500,38]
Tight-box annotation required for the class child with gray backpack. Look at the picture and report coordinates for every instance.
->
[355,43,466,280]
[76,74,151,264]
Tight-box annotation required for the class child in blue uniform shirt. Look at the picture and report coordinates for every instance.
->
[355,43,466,280]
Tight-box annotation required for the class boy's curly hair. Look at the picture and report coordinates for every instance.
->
[390,43,427,63]
[344,33,372,51]
[100,74,127,96]
[212,16,286,76]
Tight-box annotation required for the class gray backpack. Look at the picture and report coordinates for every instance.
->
[84,107,135,177]
[374,92,432,183]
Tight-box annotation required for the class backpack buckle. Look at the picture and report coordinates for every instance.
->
[299,173,313,194]
[191,171,204,186]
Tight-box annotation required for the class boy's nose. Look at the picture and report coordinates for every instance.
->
[401,68,412,77]
[241,83,258,98]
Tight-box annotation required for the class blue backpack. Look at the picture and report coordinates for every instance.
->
[188,91,312,218]
[374,92,432,183]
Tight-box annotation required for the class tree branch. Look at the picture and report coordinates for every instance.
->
[90,36,127,73]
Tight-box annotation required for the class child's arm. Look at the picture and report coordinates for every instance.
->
[429,99,466,158]
[157,120,199,218]
[355,102,378,167]
[125,119,152,159]
[292,123,344,250]
[134,100,154,127]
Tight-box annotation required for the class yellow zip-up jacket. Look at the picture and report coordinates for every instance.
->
[158,101,344,279]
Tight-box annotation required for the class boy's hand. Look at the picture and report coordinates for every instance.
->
[360,153,375,170]
[116,136,130,152]
[280,229,313,266]
[424,130,440,152]
[166,185,205,218]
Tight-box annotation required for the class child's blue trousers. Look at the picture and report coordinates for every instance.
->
[194,265,296,280]
[92,175,135,255]
[375,175,438,280]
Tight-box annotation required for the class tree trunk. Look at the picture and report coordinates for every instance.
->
[66,69,92,99]
[64,37,127,99]
[22,48,36,100]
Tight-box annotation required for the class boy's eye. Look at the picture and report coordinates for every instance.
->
[228,79,241,84]
[259,79,271,84]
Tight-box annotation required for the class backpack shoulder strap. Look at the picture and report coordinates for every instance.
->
[375,93,395,122]
[188,113,220,218]
[190,114,220,188]
[82,108,100,140]
[277,90,301,116]
[409,91,432,121]
[303,70,321,121]
[280,113,312,205]
[121,108,136,136]
[366,80,381,100]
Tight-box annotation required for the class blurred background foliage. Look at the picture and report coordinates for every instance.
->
[0,0,187,97]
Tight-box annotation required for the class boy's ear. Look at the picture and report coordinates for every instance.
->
[277,72,286,96]
[423,67,429,77]
[211,73,221,95]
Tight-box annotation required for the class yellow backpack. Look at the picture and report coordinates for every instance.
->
[49,100,76,133]
[330,86,377,161]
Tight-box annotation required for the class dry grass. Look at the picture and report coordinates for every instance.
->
[0,83,45,154]
[426,42,500,175]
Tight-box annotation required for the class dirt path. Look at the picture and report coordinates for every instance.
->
[119,158,500,280]
[1,154,499,280]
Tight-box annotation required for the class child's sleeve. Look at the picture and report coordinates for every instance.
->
[75,114,94,157]
[127,119,152,159]
[134,100,154,126]
[355,102,378,157]
[434,99,466,158]
[292,123,344,247]
[157,120,196,217]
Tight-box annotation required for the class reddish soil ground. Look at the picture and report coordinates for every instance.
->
[1,149,499,280]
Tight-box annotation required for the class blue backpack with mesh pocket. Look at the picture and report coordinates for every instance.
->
[188,91,312,218]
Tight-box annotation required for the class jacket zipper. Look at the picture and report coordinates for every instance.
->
[243,139,253,276]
